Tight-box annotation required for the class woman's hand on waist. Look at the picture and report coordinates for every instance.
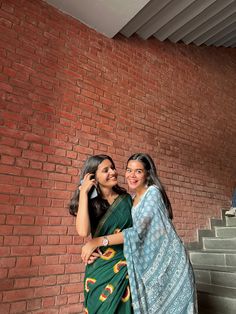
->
[81,238,101,264]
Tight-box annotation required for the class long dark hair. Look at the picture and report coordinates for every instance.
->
[127,153,173,219]
[69,154,126,231]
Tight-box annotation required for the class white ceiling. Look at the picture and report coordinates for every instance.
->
[45,0,236,48]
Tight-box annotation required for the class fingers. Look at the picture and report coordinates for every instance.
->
[81,248,93,264]
[80,173,96,194]
[96,248,102,255]
[91,252,100,257]
[81,251,89,264]
[81,248,101,265]
[87,251,101,264]
[87,255,99,265]
[84,173,96,182]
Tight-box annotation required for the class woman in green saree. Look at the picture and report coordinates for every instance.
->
[69,155,133,314]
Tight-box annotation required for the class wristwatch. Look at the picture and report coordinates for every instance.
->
[102,236,109,247]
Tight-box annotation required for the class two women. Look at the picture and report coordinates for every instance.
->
[70,153,197,313]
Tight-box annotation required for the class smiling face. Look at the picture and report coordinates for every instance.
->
[95,159,118,189]
[125,160,147,193]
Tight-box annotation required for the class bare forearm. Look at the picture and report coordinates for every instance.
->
[91,232,124,247]
[76,191,91,236]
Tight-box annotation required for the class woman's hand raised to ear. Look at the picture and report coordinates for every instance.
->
[80,173,96,194]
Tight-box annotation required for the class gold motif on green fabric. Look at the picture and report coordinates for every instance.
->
[85,278,96,292]
[122,286,130,303]
[100,247,116,260]
[113,260,127,273]
[99,284,114,302]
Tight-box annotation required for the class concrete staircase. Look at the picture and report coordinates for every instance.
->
[186,211,236,314]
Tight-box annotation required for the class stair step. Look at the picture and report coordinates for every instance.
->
[226,216,236,227]
[194,269,236,288]
[197,292,236,314]
[193,264,236,272]
[210,218,226,228]
[215,226,236,238]
[203,237,236,250]
[190,251,236,267]
[188,210,236,313]
[197,283,236,298]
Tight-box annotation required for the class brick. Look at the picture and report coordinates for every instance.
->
[30,160,43,169]
[59,303,83,314]
[46,255,59,265]
[1,155,15,165]
[61,282,83,294]
[43,275,57,286]
[0,279,14,291]
[47,235,59,245]
[41,296,55,308]
[26,298,42,310]
[15,206,43,215]
[3,288,34,302]
[0,246,10,256]
[10,246,40,257]
[19,162,45,177]
[54,181,67,190]
[24,133,49,145]
[0,225,13,235]
[34,286,60,298]
[42,226,67,235]
[48,173,71,182]
[40,245,67,255]
[24,196,38,206]
[31,256,46,266]
[55,294,67,306]
[34,235,47,245]
[0,257,16,268]
[67,293,80,304]
[0,268,8,279]
[15,257,31,268]
[39,264,64,276]
[0,165,21,176]
[4,236,19,246]
[65,263,84,274]
[13,278,30,289]
[0,303,10,313]
[13,226,41,236]
[19,236,34,245]
[9,266,38,279]
[20,216,35,225]
[10,301,27,314]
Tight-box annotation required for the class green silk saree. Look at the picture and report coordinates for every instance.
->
[84,193,133,314]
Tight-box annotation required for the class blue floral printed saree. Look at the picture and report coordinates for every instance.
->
[123,186,197,314]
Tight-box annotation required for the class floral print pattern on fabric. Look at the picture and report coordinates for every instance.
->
[123,186,198,314]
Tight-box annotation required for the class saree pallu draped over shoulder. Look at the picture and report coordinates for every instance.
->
[84,194,133,314]
[123,186,198,314]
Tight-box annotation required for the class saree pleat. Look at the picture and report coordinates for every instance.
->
[84,194,133,314]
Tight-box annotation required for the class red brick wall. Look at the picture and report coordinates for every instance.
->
[0,0,236,312]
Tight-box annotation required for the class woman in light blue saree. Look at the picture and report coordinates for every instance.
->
[123,153,197,314]
[82,153,197,313]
